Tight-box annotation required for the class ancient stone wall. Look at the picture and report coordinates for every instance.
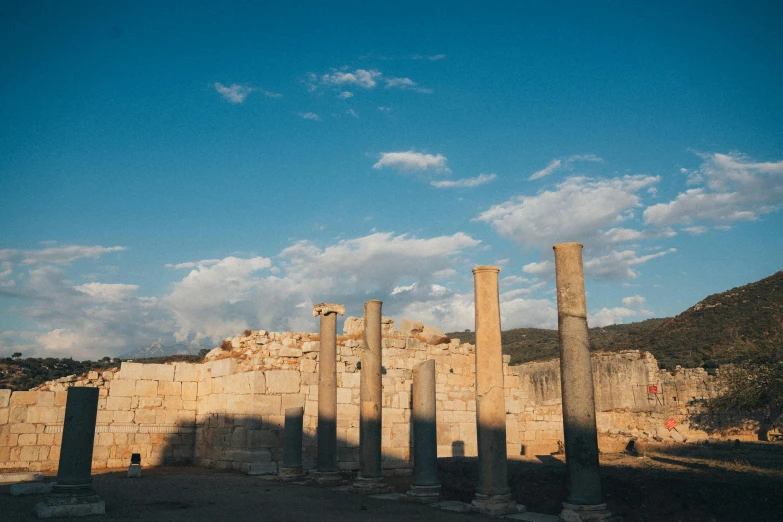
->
[0,324,765,475]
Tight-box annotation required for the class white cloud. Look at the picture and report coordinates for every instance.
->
[309,67,431,94]
[477,175,658,249]
[430,173,496,189]
[319,68,381,89]
[391,283,417,295]
[621,295,646,308]
[528,154,603,180]
[299,112,320,121]
[373,150,450,173]
[0,245,126,267]
[428,54,446,61]
[682,226,707,235]
[346,109,358,118]
[214,82,254,103]
[583,248,676,281]
[76,282,140,301]
[261,90,283,98]
[378,106,391,112]
[644,152,783,228]
[383,77,432,93]
[522,261,553,275]
[589,306,653,327]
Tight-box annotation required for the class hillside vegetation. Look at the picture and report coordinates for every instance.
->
[450,270,782,371]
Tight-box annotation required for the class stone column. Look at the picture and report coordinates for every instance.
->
[312,302,344,485]
[279,407,306,481]
[405,359,441,503]
[553,243,614,522]
[352,299,391,493]
[35,387,105,518]
[471,266,520,515]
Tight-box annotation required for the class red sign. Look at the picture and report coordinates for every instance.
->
[648,385,659,394]
[664,418,678,431]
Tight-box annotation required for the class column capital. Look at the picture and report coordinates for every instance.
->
[313,303,345,317]
[472,265,500,274]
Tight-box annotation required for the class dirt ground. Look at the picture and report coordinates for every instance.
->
[3,441,782,521]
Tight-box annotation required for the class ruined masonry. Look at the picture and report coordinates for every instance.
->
[0,321,741,475]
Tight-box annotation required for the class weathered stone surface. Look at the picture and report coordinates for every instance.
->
[174,363,200,382]
[119,362,144,380]
[0,389,11,408]
[420,325,449,345]
[343,316,363,335]
[399,318,424,337]
[301,341,320,353]
[279,346,303,357]
[554,243,605,508]
[266,371,301,394]
[312,303,345,316]
[472,266,511,499]
[10,480,54,495]
[210,358,237,378]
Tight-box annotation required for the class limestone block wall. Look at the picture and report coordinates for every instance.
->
[0,362,200,472]
[1,324,763,476]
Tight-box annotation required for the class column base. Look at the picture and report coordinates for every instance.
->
[403,484,441,504]
[308,470,345,486]
[34,486,105,518]
[349,476,394,494]
[278,466,306,482]
[471,492,523,516]
[127,464,141,478]
[560,503,618,521]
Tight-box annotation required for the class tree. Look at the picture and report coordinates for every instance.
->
[709,362,783,411]
[12,352,22,359]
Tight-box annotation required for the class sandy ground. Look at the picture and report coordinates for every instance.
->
[3,442,783,521]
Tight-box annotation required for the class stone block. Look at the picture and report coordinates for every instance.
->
[281,394,304,411]
[0,389,11,408]
[337,388,352,404]
[135,380,158,397]
[10,423,36,434]
[9,391,38,406]
[255,395,282,415]
[120,362,145,379]
[279,346,302,357]
[301,341,320,353]
[300,358,317,373]
[106,396,132,411]
[181,382,198,401]
[110,379,136,397]
[158,381,182,396]
[113,410,134,423]
[141,363,175,381]
[266,370,300,394]
[134,409,156,424]
[210,358,237,378]
[18,433,37,446]
[174,362,201,382]
[0,408,9,425]
[339,372,360,388]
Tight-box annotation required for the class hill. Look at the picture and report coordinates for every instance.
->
[119,341,205,360]
[449,269,783,371]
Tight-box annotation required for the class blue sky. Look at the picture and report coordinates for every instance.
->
[1,1,782,358]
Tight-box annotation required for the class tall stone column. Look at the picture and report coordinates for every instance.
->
[312,302,344,485]
[279,407,305,481]
[352,299,391,493]
[553,243,615,522]
[471,266,521,515]
[405,359,441,503]
[35,387,105,518]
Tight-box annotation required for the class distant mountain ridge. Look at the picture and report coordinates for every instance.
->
[449,269,783,371]
[120,341,205,360]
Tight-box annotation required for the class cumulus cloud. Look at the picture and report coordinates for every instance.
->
[430,173,496,189]
[583,248,676,281]
[476,175,658,249]
[214,82,254,103]
[589,306,653,327]
[522,261,553,276]
[338,91,354,99]
[528,154,603,180]
[373,150,450,173]
[621,295,646,308]
[299,112,320,121]
[308,67,431,94]
[644,152,783,228]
